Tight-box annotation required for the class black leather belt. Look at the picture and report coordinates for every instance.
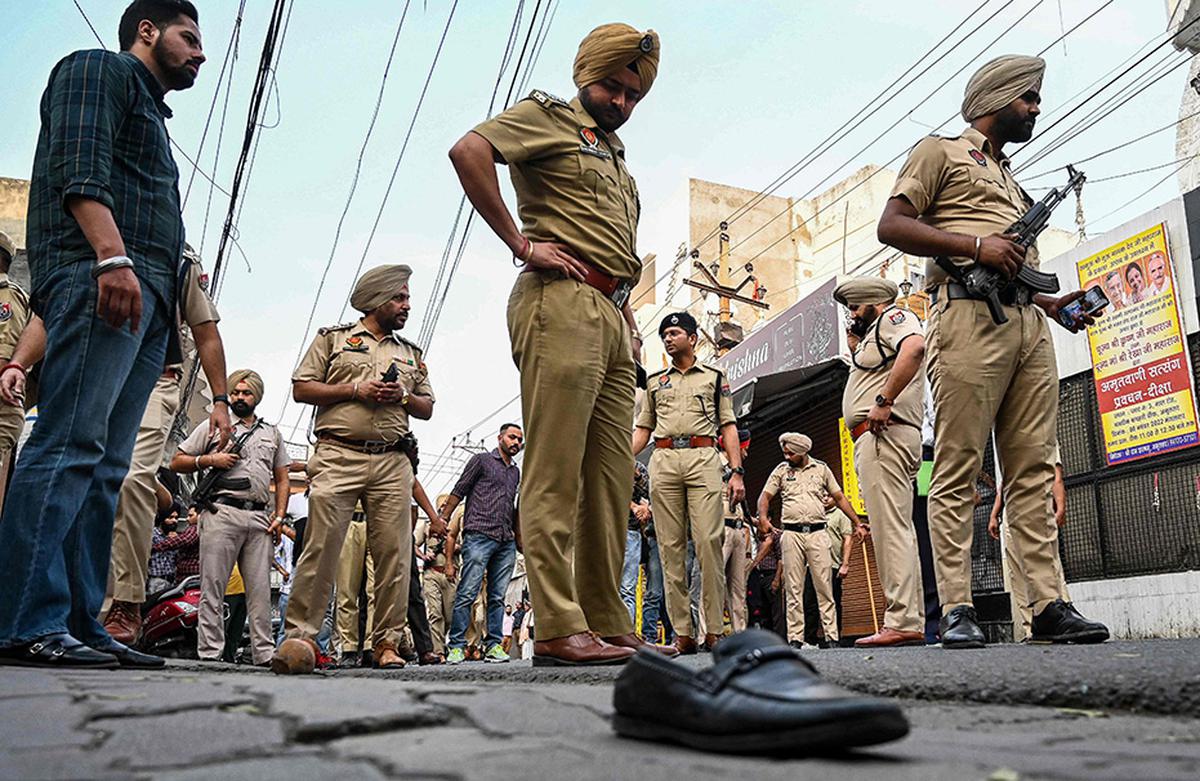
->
[724,519,743,529]
[931,282,1033,306]
[319,433,406,455]
[214,496,268,512]
[782,522,826,533]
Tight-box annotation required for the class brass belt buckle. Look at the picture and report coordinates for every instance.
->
[611,282,631,309]
[671,436,689,448]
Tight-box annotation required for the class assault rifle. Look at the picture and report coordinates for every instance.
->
[935,165,1085,325]
[191,421,262,512]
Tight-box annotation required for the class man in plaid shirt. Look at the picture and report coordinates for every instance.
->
[0,0,205,670]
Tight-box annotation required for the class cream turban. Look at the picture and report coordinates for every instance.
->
[573,23,660,95]
[350,264,412,314]
[833,278,899,307]
[961,54,1045,122]
[779,433,811,456]
[0,232,14,260]
[228,369,264,403]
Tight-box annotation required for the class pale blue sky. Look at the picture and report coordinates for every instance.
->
[0,1,1188,490]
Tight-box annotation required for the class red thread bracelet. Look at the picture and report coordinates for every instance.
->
[1,362,26,376]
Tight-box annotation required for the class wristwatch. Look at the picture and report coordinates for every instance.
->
[212,394,230,407]
[401,389,410,407]
[875,394,893,407]
[730,466,745,475]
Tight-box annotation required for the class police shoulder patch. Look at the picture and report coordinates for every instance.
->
[888,311,907,325]
[530,89,569,109]
[317,321,357,336]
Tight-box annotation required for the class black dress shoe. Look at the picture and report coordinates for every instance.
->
[1030,599,1109,644]
[89,639,166,669]
[613,629,909,755]
[939,605,986,649]
[0,633,119,669]
[788,640,804,651]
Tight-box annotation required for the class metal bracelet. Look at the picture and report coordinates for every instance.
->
[972,236,982,263]
[90,255,135,279]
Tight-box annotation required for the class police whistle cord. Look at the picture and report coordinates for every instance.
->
[933,166,1084,326]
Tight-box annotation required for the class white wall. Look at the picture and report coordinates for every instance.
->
[1070,571,1200,639]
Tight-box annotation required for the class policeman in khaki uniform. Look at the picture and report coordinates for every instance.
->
[415,496,462,658]
[450,23,664,665]
[274,264,434,673]
[104,245,229,645]
[0,232,31,510]
[835,277,927,647]
[878,54,1108,647]
[632,312,744,654]
[757,433,861,649]
[171,370,289,664]
[713,429,752,635]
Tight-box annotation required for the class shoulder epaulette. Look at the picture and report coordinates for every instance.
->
[317,321,357,336]
[646,368,668,383]
[395,334,423,354]
[529,88,570,109]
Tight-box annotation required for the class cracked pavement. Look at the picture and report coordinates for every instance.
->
[2,638,1199,780]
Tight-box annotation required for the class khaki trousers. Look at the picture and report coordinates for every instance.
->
[782,530,837,643]
[926,298,1061,613]
[722,525,748,633]
[0,402,26,511]
[423,569,455,655]
[854,423,925,633]
[334,520,376,653]
[651,448,726,639]
[507,272,634,640]
[108,373,180,605]
[1006,523,1070,636]
[284,444,413,651]
[196,504,275,663]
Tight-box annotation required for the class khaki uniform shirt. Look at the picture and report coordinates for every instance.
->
[178,417,289,505]
[473,90,641,281]
[842,306,925,428]
[891,126,1036,290]
[415,512,462,570]
[168,257,220,371]
[825,507,853,568]
[762,458,841,524]
[293,320,434,442]
[0,274,31,451]
[636,363,736,438]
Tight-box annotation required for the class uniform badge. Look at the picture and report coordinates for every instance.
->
[639,34,654,53]
[344,335,368,352]
[720,383,732,398]
[889,311,906,325]
[0,303,10,323]
[657,375,672,390]
[969,149,987,166]
[579,127,612,160]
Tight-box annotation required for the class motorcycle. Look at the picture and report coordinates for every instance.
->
[140,575,202,658]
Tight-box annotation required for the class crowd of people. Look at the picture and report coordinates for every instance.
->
[0,0,1115,681]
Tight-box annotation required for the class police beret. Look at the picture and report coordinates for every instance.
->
[833,277,899,307]
[659,311,698,337]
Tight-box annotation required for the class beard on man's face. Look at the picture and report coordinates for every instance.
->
[152,37,199,90]
[996,105,1035,143]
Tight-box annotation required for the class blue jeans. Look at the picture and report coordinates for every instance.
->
[620,530,664,639]
[447,532,516,651]
[0,262,170,646]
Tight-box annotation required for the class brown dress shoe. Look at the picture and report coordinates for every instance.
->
[854,627,926,648]
[602,633,680,658]
[704,633,722,650]
[374,645,406,668]
[418,651,444,666]
[674,636,698,655]
[532,632,635,667]
[103,600,142,645]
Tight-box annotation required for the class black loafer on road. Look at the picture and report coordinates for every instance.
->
[612,629,909,755]
[0,632,119,669]
[1030,599,1109,644]
[88,639,166,669]
[939,605,986,649]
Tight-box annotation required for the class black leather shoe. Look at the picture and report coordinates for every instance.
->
[89,639,166,669]
[939,605,986,649]
[1030,600,1109,644]
[612,629,909,755]
[788,640,804,651]
[0,633,118,669]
